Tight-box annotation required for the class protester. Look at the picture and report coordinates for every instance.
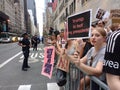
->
[103,25,120,90]
[49,27,54,35]
[96,20,106,28]
[54,34,62,66]
[64,27,107,90]
[18,33,31,71]
[60,29,66,48]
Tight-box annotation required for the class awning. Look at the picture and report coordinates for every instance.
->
[0,11,9,20]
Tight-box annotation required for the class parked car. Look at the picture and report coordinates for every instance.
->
[0,32,11,43]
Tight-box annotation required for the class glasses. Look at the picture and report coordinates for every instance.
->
[90,56,94,66]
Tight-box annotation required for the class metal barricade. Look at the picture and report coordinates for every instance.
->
[65,63,80,90]
[65,63,109,90]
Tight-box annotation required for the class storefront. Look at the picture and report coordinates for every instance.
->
[0,11,9,33]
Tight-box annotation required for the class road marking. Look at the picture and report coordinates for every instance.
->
[19,58,39,63]
[18,85,31,90]
[47,83,60,90]
[30,53,34,58]
[20,55,24,59]
[34,53,38,58]
[20,52,44,59]
[39,53,44,58]
[0,51,22,69]
[30,48,43,51]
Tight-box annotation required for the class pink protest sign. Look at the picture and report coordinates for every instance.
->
[41,46,55,79]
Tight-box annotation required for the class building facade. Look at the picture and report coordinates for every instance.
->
[45,0,120,32]
[0,0,27,36]
[27,0,37,27]
[0,0,10,33]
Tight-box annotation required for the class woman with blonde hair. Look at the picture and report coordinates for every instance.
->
[65,27,107,90]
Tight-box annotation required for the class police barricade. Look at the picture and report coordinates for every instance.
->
[65,63,109,90]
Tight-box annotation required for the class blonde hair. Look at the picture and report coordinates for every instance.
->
[93,27,107,37]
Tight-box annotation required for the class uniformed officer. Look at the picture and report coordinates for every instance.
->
[18,33,30,71]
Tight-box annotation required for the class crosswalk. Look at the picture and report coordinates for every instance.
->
[18,85,31,90]
[17,47,60,90]
[17,83,60,90]
[20,52,44,59]
[0,83,60,90]
[47,83,60,90]
[19,47,44,63]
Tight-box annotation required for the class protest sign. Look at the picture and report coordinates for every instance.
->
[110,9,120,24]
[56,55,70,72]
[68,9,92,39]
[96,8,106,20]
[96,8,110,20]
[41,46,55,79]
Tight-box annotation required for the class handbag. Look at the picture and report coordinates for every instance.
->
[56,68,67,87]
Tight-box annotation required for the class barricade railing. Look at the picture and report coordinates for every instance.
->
[65,63,109,90]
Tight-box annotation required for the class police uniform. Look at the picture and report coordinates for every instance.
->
[103,30,120,75]
[19,33,30,71]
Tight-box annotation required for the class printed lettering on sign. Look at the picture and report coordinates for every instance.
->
[41,46,55,79]
[68,9,92,39]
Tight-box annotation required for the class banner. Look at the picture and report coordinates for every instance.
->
[68,9,92,39]
[41,46,55,79]
[56,56,70,72]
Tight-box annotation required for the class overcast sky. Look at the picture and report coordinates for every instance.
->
[35,0,45,36]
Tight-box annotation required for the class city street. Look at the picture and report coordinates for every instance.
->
[0,43,58,90]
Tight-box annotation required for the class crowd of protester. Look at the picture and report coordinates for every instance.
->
[45,18,120,90]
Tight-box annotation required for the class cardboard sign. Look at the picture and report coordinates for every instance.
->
[110,9,120,19]
[56,56,70,72]
[110,9,120,24]
[68,9,92,39]
[41,46,55,79]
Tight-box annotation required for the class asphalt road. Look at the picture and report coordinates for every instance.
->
[0,42,59,90]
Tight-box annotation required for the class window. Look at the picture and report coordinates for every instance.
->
[65,8,68,17]
[81,0,89,5]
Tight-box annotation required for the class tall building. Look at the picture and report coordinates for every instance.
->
[27,0,37,27]
[0,0,9,33]
[48,0,120,31]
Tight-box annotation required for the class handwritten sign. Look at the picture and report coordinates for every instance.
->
[56,56,70,72]
[41,46,55,79]
[110,9,120,24]
[68,9,92,39]
[110,9,120,19]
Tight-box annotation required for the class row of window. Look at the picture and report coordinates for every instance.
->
[57,0,90,23]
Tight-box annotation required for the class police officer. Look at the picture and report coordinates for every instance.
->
[18,33,30,71]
